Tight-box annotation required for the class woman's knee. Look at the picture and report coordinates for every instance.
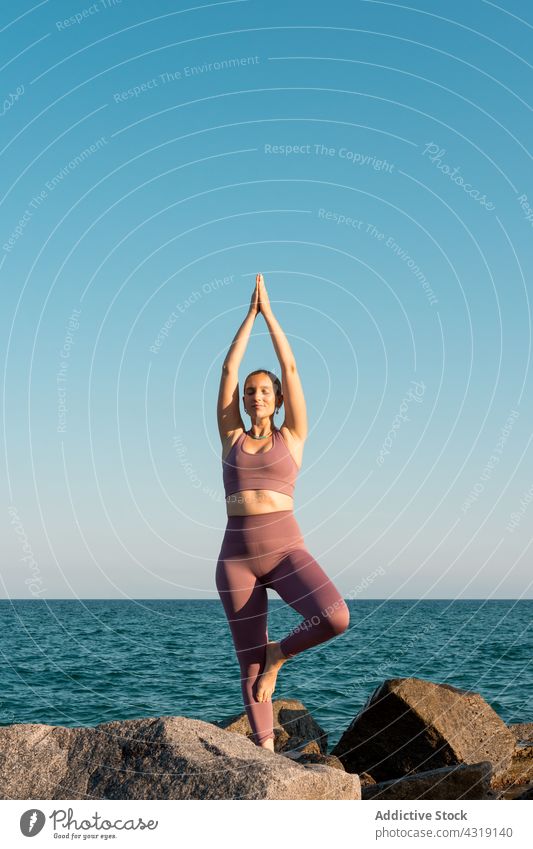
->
[326,598,350,636]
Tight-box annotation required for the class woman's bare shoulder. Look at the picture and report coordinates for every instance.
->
[279,424,306,446]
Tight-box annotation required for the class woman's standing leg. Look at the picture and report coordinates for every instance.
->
[216,557,275,746]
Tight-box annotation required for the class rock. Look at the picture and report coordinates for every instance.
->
[282,736,323,757]
[493,720,533,794]
[0,716,360,800]
[332,678,515,787]
[283,750,345,770]
[508,722,533,744]
[362,761,494,800]
[359,771,377,787]
[493,740,533,791]
[217,698,328,754]
[513,782,533,800]
[498,781,533,800]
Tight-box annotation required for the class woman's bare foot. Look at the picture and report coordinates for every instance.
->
[256,641,287,703]
[258,736,275,752]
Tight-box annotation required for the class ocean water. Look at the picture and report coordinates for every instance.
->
[1,599,531,750]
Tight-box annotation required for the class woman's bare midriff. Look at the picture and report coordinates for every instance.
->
[225,489,294,516]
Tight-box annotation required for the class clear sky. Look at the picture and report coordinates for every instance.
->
[2,0,532,599]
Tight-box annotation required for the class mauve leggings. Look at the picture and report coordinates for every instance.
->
[216,510,350,745]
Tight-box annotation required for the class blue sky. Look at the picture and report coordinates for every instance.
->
[2,0,533,599]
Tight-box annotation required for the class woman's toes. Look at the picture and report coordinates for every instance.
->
[257,679,271,702]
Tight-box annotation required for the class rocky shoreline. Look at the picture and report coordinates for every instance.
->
[1,677,532,800]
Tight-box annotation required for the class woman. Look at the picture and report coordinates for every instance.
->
[216,273,350,752]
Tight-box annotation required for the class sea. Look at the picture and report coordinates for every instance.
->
[1,599,531,750]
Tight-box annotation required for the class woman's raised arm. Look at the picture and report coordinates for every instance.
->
[258,275,308,442]
[216,278,260,440]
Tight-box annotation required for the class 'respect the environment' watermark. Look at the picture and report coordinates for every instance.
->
[421,143,495,211]
[3,137,108,253]
[113,55,260,102]
[317,209,438,306]
[376,381,426,466]
[368,222,438,306]
[264,142,394,172]
[150,274,234,354]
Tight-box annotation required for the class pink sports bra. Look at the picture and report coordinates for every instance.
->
[222,428,299,498]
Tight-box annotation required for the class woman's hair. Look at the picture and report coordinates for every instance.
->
[244,369,282,399]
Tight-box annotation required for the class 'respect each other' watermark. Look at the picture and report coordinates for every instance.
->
[376,381,426,466]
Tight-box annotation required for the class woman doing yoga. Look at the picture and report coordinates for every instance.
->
[216,274,350,752]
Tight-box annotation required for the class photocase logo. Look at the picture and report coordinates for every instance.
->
[20,809,46,836]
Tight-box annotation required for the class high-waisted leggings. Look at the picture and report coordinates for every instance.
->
[215,510,350,746]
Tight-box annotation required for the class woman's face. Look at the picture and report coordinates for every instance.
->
[243,374,280,419]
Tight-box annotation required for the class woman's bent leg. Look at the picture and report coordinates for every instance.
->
[216,557,275,745]
[266,547,350,658]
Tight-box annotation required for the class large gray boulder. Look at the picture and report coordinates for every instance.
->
[0,716,360,800]
[332,677,515,787]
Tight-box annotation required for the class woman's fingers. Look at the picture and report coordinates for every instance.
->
[250,277,260,314]
[254,273,269,314]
